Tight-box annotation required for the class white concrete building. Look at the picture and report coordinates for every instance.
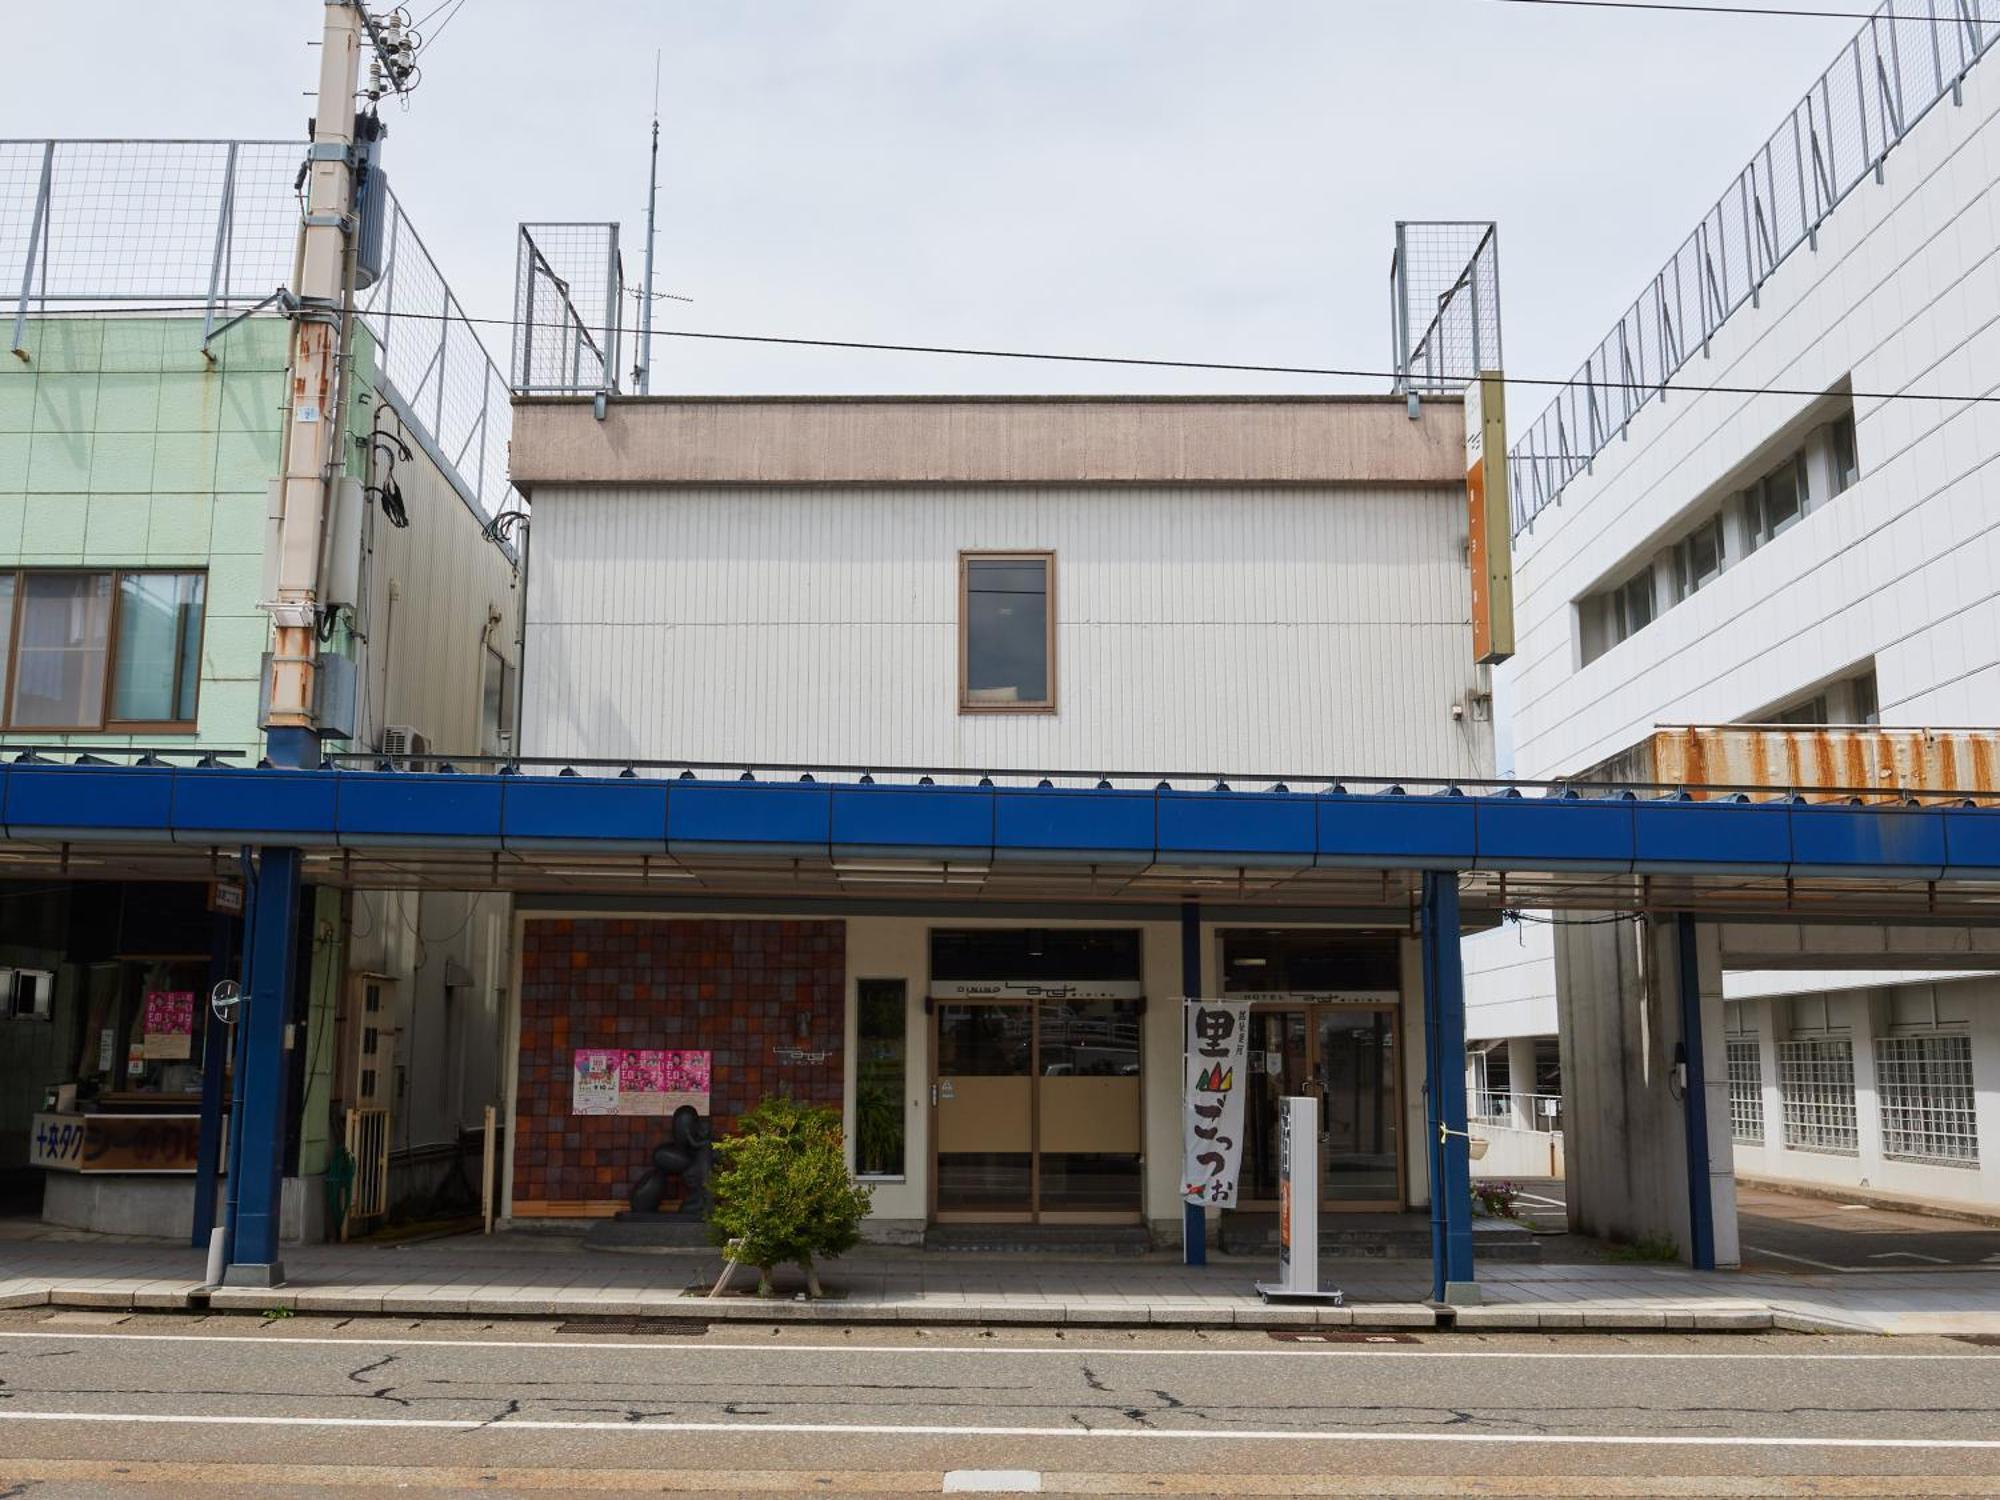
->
[1466,10,2000,1220]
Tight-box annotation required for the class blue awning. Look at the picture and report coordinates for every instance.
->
[0,764,1995,904]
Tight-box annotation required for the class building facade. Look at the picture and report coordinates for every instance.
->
[0,134,522,1242]
[1466,14,2000,1221]
[503,395,1495,1241]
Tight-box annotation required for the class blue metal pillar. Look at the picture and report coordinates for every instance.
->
[223,846,302,1286]
[1180,898,1206,1268]
[1675,915,1717,1272]
[1420,871,1474,1303]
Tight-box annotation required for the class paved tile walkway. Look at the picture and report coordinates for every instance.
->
[6,1224,1999,1334]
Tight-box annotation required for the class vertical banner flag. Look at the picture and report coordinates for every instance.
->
[1465,369,1516,665]
[1181,998,1252,1206]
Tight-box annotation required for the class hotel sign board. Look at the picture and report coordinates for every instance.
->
[1465,370,1516,665]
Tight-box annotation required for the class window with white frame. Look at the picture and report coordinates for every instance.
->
[1726,1038,1764,1145]
[1776,1037,1858,1154]
[1874,1034,1978,1166]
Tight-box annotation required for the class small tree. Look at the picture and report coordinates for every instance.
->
[707,1096,873,1298]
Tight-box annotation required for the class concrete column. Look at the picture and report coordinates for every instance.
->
[1505,1035,1539,1132]
[223,847,302,1287]
[1850,990,1888,1173]
[1553,912,1737,1268]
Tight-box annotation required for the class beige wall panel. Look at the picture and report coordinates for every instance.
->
[1038,1077,1141,1155]
[936,1076,1032,1154]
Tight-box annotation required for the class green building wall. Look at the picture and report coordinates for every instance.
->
[0,314,373,752]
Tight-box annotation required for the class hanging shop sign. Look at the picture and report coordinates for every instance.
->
[930,978,1145,1002]
[142,990,197,1061]
[570,1049,712,1118]
[29,1112,201,1174]
[1465,368,1516,665]
[1180,997,1251,1207]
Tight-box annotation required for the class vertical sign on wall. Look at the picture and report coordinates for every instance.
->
[1181,999,1251,1207]
[1465,370,1516,665]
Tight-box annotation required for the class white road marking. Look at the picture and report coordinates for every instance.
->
[0,1410,1996,1450]
[0,1328,1982,1361]
[1869,1252,1952,1264]
[943,1470,1042,1493]
[1743,1244,1852,1273]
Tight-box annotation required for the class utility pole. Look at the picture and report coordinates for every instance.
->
[263,1,411,769]
[227,0,416,1292]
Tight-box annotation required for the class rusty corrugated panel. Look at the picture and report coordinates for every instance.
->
[1591,727,2000,802]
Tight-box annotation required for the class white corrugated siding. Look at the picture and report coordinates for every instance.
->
[522,484,1491,779]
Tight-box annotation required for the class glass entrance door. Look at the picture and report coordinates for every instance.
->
[933,997,1142,1223]
[1240,1004,1402,1212]
[934,1002,1033,1220]
[1315,1008,1400,1209]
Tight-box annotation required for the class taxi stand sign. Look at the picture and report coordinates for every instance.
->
[1256,1095,1343,1305]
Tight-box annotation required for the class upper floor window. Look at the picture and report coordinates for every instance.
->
[1612,569,1655,643]
[0,569,206,732]
[960,553,1054,713]
[1745,453,1808,550]
[1829,413,1859,496]
[1673,515,1726,602]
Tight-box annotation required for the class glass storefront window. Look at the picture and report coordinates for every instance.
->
[855,979,906,1177]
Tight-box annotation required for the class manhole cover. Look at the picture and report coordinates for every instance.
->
[1268,1330,1417,1344]
[556,1317,710,1336]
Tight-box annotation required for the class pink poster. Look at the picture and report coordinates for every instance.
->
[143,991,195,1036]
[571,1048,712,1117]
[142,991,196,1061]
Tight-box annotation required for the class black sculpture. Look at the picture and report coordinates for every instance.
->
[628,1105,715,1216]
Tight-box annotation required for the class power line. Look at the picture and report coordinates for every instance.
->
[28,301,2000,408]
[1485,0,1978,21]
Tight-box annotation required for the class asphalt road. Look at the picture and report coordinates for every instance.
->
[1505,1176,2000,1271]
[1,1311,1998,1496]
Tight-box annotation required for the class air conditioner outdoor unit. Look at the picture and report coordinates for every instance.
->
[380,724,431,772]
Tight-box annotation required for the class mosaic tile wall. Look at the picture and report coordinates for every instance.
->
[512,917,846,1208]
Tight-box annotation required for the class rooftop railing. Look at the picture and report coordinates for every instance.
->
[1,138,518,522]
[1508,2,2000,537]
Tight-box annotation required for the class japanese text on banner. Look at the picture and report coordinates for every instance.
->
[1181,998,1251,1207]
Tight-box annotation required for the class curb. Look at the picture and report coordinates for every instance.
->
[9,1285,1821,1334]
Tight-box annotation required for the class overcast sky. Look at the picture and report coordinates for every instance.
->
[14,1,1860,400]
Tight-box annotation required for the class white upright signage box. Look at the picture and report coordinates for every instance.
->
[1256,1095,1341,1303]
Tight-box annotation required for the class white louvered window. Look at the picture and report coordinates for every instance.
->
[1726,1039,1764,1145]
[1776,1037,1857,1154]
[1874,1035,1978,1166]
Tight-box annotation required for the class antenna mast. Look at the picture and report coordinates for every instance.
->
[636,51,661,395]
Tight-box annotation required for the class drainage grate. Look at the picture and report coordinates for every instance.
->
[556,1317,711,1336]
[1268,1330,1418,1344]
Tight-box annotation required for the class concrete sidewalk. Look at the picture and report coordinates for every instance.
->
[5,1225,1999,1336]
